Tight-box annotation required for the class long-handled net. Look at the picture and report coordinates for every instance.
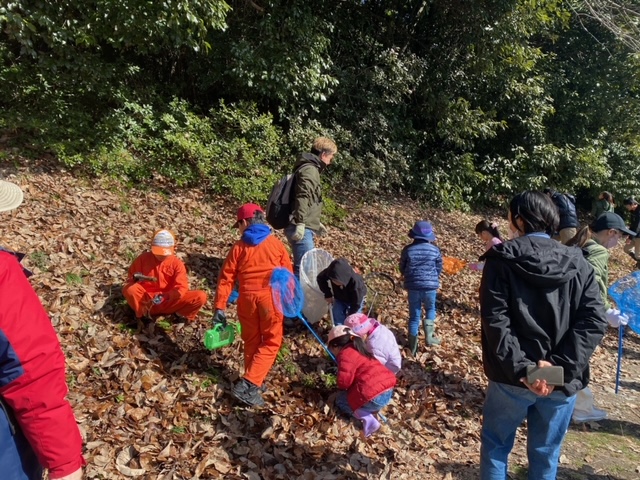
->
[271,267,336,362]
[363,272,397,318]
[608,271,640,393]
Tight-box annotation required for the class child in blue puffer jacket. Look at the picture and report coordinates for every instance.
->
[399,220,443,355]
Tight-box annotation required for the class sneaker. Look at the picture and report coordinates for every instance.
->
[232,378,265,407]
[572,407,607,423]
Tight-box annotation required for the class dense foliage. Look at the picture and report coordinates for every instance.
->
[1,0,640,208]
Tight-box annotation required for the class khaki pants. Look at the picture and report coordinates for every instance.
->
[558,227,577,245]
[624,237,640,260]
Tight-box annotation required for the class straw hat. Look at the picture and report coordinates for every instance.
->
[0,180,23,212]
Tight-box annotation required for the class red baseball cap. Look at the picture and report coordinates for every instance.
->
[234,203,264,227]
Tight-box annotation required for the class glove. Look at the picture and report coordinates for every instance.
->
[213,309,227,327]
[606,308,629,328]
[318,222,328,237]
[291,223,306,241]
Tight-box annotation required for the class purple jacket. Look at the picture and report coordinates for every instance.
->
[366,322,402,374]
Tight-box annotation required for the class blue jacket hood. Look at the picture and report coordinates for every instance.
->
[241,224,271,245]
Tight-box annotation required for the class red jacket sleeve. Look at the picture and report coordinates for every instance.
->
[0,252,85,477]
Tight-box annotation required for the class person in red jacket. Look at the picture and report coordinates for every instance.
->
[122,229,207,322]
[0,180,85,480]
[328,325,396,438]
[213,203,293,407]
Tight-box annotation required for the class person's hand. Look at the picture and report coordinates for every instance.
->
[51,468,83,480]
[469,262,484,271]
[291,223,306,241]
[152,294,165,305]
[520,360,555,396]
[606,308,629,327]
[324,297,334,304]
[212,309,227,327]
[318,223,328,237]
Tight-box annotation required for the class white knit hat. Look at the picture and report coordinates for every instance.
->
[0,180,23,212]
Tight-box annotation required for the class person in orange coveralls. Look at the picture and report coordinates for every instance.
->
[213,203,293,407]
[122,229,207,321]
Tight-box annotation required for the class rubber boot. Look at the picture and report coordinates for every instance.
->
[424,320,441,346]
[408,335,418,357]
[354,409,381,438]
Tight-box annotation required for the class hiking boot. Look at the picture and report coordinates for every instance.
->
[232,378,265,407]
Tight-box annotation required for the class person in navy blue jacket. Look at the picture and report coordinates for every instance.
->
[399,221,443,355]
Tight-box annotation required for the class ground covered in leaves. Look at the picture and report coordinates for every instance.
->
[3,160,640,479]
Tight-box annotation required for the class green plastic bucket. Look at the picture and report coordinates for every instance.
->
[203,322,241,350]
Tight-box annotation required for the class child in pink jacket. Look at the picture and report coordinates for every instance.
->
[345,313,401,374]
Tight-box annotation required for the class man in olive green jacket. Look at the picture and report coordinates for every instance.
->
[285,137,337,277]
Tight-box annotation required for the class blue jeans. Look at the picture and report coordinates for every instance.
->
[336,388,394,416]
[480,381,576,480]
[0,402,43,480]
[284,225,315,278]
[407,289,437,336]
[332,299,365,326]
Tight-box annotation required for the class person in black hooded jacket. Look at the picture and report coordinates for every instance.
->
[317,258,367,326]
[478,191,607,480]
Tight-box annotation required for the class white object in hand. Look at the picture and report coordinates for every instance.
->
[606,308,629,327]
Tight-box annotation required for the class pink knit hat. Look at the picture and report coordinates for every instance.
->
[345,313,374,336]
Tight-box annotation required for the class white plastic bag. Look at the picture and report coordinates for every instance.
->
[299,248,334,324]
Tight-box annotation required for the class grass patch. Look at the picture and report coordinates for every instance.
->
[29,251,50,271]
[65,272,83,285]
[156,319,172,330]
[276,343,291,363]
[321,373,337,389]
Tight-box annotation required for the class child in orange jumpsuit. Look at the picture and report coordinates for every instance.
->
[122,229,207,321]
[213,203,293,407]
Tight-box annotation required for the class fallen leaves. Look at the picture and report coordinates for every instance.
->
[5,163,640,479]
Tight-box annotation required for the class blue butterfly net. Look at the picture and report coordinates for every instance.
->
[608,271,640,334]
[270,267,305,318]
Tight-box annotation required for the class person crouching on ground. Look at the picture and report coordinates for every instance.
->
[345,313,402,374]
[213,204,293,407]
[317,258,367,325]
[122,229,207,322]
[399,220,443,354]
[328,325,396,438]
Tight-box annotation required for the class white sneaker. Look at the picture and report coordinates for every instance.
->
[572,407,607,422]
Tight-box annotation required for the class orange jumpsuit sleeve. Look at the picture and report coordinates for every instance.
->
[280,243,293,273]
[164,258,189,301]
[214,243,241,310]
[124,254,143,286]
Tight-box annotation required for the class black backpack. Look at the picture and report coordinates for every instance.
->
[266,164,310,230]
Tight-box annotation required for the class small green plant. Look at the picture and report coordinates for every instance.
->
[206,368,221,384]
[321,373,337,388]
[195,235,206,245]
[65,273,83,285]
[92,366,103,377]
[171,426,186,434]
[156,319,172,330]
[302,374,317,388]
[124,247,137,263]
[115,393,125,403]
[29,251,50,271]
[283,361,299,376]
[200,379,213,390]
[120,200,133,213]
[67,372,77,389]
[118,323,136,334]
[276,343,291,363]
